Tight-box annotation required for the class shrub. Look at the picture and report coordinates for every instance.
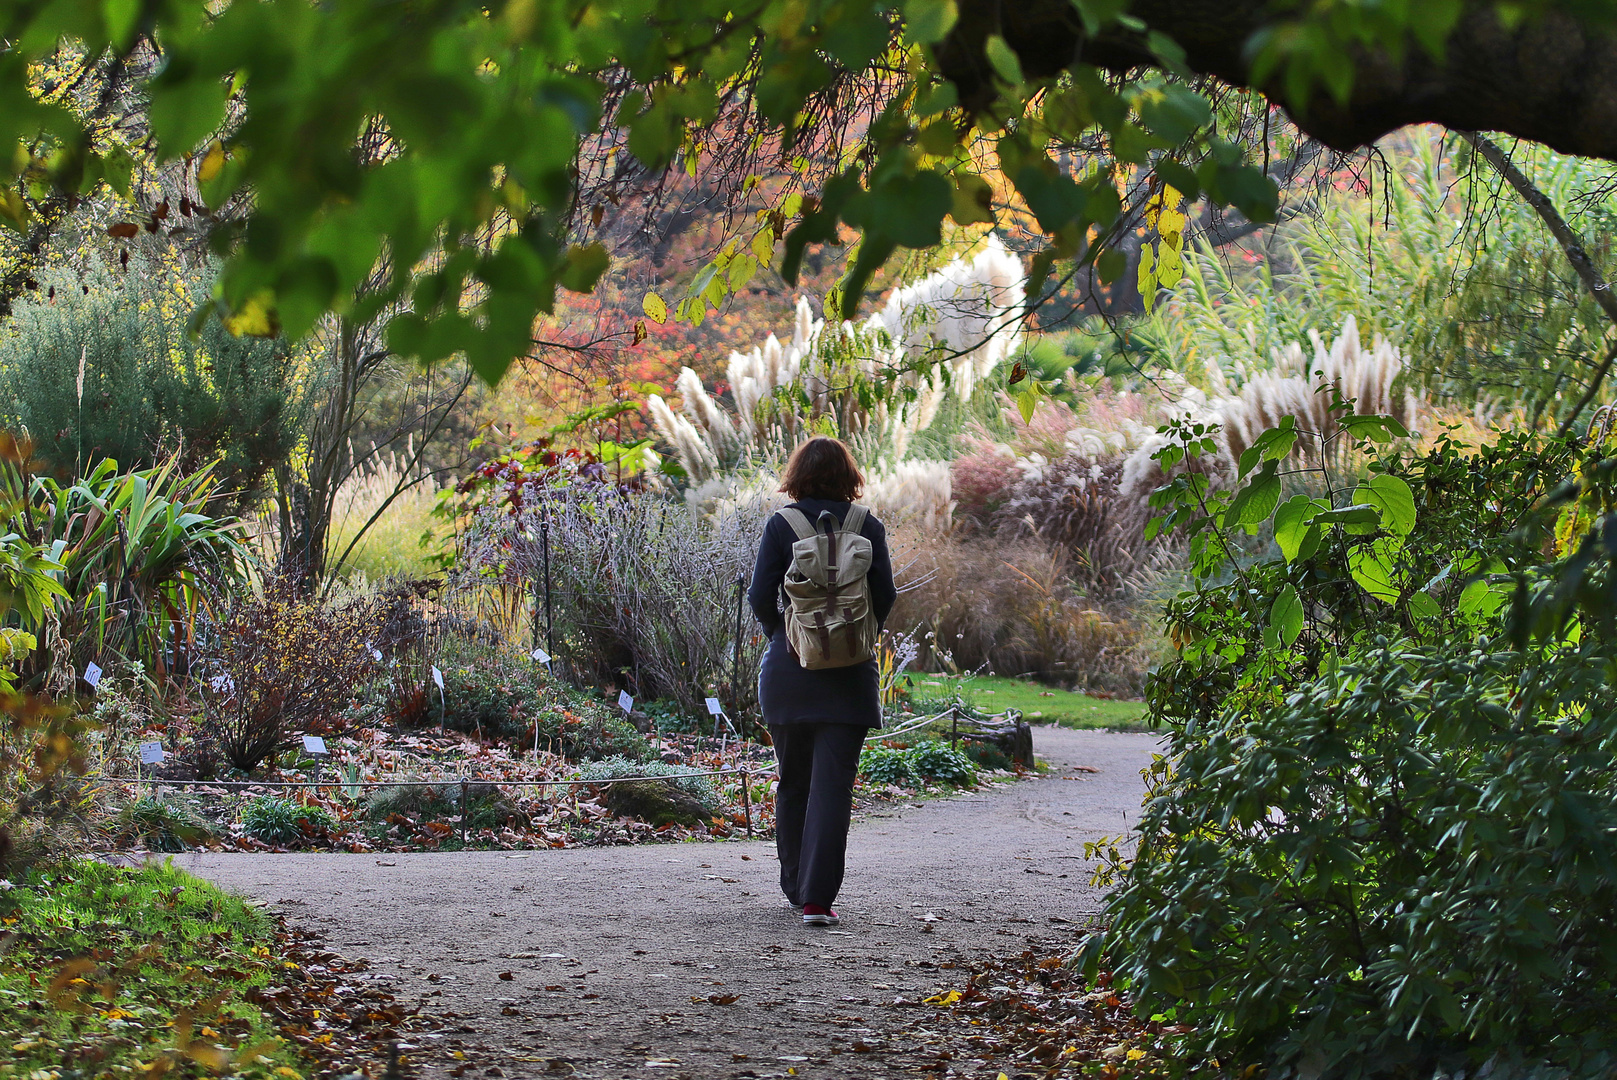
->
[1097,421,1617,1077]
[959,740,1013,772]
[453,482,770,718]
[888,533,1158,696]
[857,745,916,787]
[575,755,719,810]
[364,781,513,830]
[906,741,976,786]
[0,255,297,513]
[240,796,336,846]
[199,576,382,771]
[11,451,249,683]
[113,797,214,852]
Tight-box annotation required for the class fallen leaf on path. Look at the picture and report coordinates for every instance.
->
[498,971,514,981]
[690,993,739,1005]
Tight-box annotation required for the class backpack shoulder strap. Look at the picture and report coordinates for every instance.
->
[776,508,816,541]
[841,503,869,536]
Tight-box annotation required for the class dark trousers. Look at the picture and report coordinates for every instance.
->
[769,722,865,909]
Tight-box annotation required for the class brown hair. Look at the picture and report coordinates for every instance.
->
[780,436,864,502]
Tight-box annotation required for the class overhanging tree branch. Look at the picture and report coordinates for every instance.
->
[1460,131,1617,435]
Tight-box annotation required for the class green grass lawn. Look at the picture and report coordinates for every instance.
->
[910,674,1150,730]
[0,858,309,1079]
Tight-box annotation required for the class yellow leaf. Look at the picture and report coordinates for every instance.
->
[642,292,668,324]
[922,989,962,1005]
[224,292,278,337]
[751,228,775,266]
[198,140,226,182]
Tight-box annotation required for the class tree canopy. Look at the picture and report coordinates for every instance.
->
[4,0,1616,383]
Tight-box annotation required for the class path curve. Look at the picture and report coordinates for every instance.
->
[185,727,1158,1079]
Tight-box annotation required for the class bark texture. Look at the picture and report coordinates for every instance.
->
[938,1,1617,162]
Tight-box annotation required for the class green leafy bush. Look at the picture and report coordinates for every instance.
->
[1097,417,1617,1077]
[858,741,977,788]
[575,756,719,810]
[906,741,977,786]
[858,744,917,786]
[0,257,298,512]
[364,781,513,830]
[240,796,337,847]
[112,797,215,853]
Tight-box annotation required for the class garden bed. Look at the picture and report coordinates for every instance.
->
[99,721,1018,855]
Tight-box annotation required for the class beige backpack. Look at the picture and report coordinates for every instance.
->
[777,505,880,670]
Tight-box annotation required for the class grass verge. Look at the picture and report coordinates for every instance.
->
[913,674,1149,730]
[0,858,307,1079]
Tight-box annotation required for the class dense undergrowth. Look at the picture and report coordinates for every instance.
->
[1087,420,1617,1077]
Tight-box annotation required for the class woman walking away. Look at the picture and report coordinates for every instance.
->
[748,436,896,928]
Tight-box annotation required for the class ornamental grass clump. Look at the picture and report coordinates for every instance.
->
[575,756,720,810]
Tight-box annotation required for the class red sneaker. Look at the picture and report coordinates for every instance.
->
[802,904,840,927]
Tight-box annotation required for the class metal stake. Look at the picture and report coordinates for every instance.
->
[460,778,469,847]
[741,767,753,839]
[730,573,745,727]
[541,514,555,660]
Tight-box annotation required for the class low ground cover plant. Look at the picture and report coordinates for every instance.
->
[240,795,338,846]
[0,859,310,1078]
[859,740,978,789]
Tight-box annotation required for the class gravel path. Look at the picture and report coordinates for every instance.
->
[184,727,1158,1079]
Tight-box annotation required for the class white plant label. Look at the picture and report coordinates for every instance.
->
[431,666,444,689]
[302,735,328,756]
[371,647,384,662]
[706,697,723,716]
[531,647,551,665]
[138,741,165,765]
[617,690,634,714]
[82,661,103,689]
[210,674,235,693]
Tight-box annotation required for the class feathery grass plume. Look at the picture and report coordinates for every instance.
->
[648,236,1025,478]
[955,391,1176,602]
[865,460,955,535]
[1119,318,1418,505]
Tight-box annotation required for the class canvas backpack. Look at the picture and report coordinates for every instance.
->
[777,504,880,670]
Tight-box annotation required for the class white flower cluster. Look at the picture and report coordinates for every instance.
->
[648,236,1026,489]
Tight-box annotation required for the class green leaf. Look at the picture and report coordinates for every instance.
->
[1348,538,1402,604]
[950,174,996,225]
[559,243,609,293]
[1314,504,1381,528]
[1354,473,1417,537]
[1408,592,1440,619]
[904,0,959,45]
[1223,463,1281,528]
[1458,578,1507,619]
[1270,583,1303,647]
[1273,494,1323,563]
[984,34,1024,84]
